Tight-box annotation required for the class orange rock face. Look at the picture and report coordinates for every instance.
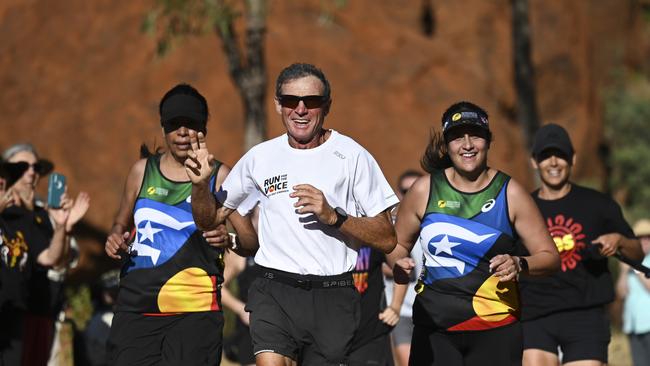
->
[0,0,640,280]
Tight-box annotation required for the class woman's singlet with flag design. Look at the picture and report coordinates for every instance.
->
[116,154,224,314]
[413,169,520,331]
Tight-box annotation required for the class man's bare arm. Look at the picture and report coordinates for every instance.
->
[339,210,396,253]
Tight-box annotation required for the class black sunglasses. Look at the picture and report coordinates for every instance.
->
[162,119,206,134]
[0,160,53,187]
[9,162,44,174]
[278,95,328,109]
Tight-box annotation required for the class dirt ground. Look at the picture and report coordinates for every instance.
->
[50,320,633,365]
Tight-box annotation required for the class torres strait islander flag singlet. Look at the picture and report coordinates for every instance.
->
[413,170,520,332]
[116,154,224,314]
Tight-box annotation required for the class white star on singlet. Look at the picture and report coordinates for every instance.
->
[137,221,162,243]
[431,235,461,256]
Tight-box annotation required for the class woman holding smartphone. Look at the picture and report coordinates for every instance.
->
[0,143,88,364]
[388,101,560,366]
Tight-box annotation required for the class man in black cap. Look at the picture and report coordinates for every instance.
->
[104,83,257,365]
[518,123,644,366]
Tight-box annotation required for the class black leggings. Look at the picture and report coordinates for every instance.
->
[409,323,522,366]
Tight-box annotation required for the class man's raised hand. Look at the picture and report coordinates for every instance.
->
[184,131,214,184]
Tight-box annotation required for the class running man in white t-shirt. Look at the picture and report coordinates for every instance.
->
[185,63,399,366]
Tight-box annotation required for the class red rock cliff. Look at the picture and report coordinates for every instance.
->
[0,0,640,278]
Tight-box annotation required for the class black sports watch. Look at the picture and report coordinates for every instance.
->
[518,256,529,274]
[331,207,348,229]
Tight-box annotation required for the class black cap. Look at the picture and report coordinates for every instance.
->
[532,123,574,160]
[442,108,490,137]
[160,94,208,126]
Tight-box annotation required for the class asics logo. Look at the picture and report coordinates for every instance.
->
[481,199,496,213]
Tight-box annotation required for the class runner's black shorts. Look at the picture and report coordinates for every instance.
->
[246,267,361,365]
[522,306,610,363]
[107,311,223,366]
[349,334,394,366]
[409,322,523,366]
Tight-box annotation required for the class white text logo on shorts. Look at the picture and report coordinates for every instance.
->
[263,174,289,196]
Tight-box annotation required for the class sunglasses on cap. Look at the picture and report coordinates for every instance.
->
[162,118,206,134]
[277,95,328,109]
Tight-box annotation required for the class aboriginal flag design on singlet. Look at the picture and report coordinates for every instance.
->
[413,170,520,332]
[116,155,224,314]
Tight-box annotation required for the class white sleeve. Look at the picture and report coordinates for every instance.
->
[219,151,259,210]
[236,191,261,216]
[352,149,399,217]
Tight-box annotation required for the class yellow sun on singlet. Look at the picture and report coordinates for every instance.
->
[158,267,215,312]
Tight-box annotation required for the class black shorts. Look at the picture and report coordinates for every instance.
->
[522,306,610,363]
[349,335,394,366]
[409,323,522,366]
[246,268,361,365]
[107,311,223,366]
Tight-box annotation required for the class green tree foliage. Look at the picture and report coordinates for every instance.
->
[141,1,353,151]
[143,0,267,151]
[142,0,238,57]
[604,74,650,220]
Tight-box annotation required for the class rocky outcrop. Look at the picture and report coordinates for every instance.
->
[0,0,640,279]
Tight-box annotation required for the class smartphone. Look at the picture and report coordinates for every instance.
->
[47,173,66,208]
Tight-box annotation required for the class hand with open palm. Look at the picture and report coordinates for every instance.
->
[66,191,90,232]
[184,131,214,185]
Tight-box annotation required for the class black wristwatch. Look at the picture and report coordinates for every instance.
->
[331,207,348,229]
[518,256,529,274]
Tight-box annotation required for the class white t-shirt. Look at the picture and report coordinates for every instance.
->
[220,130,398,275]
